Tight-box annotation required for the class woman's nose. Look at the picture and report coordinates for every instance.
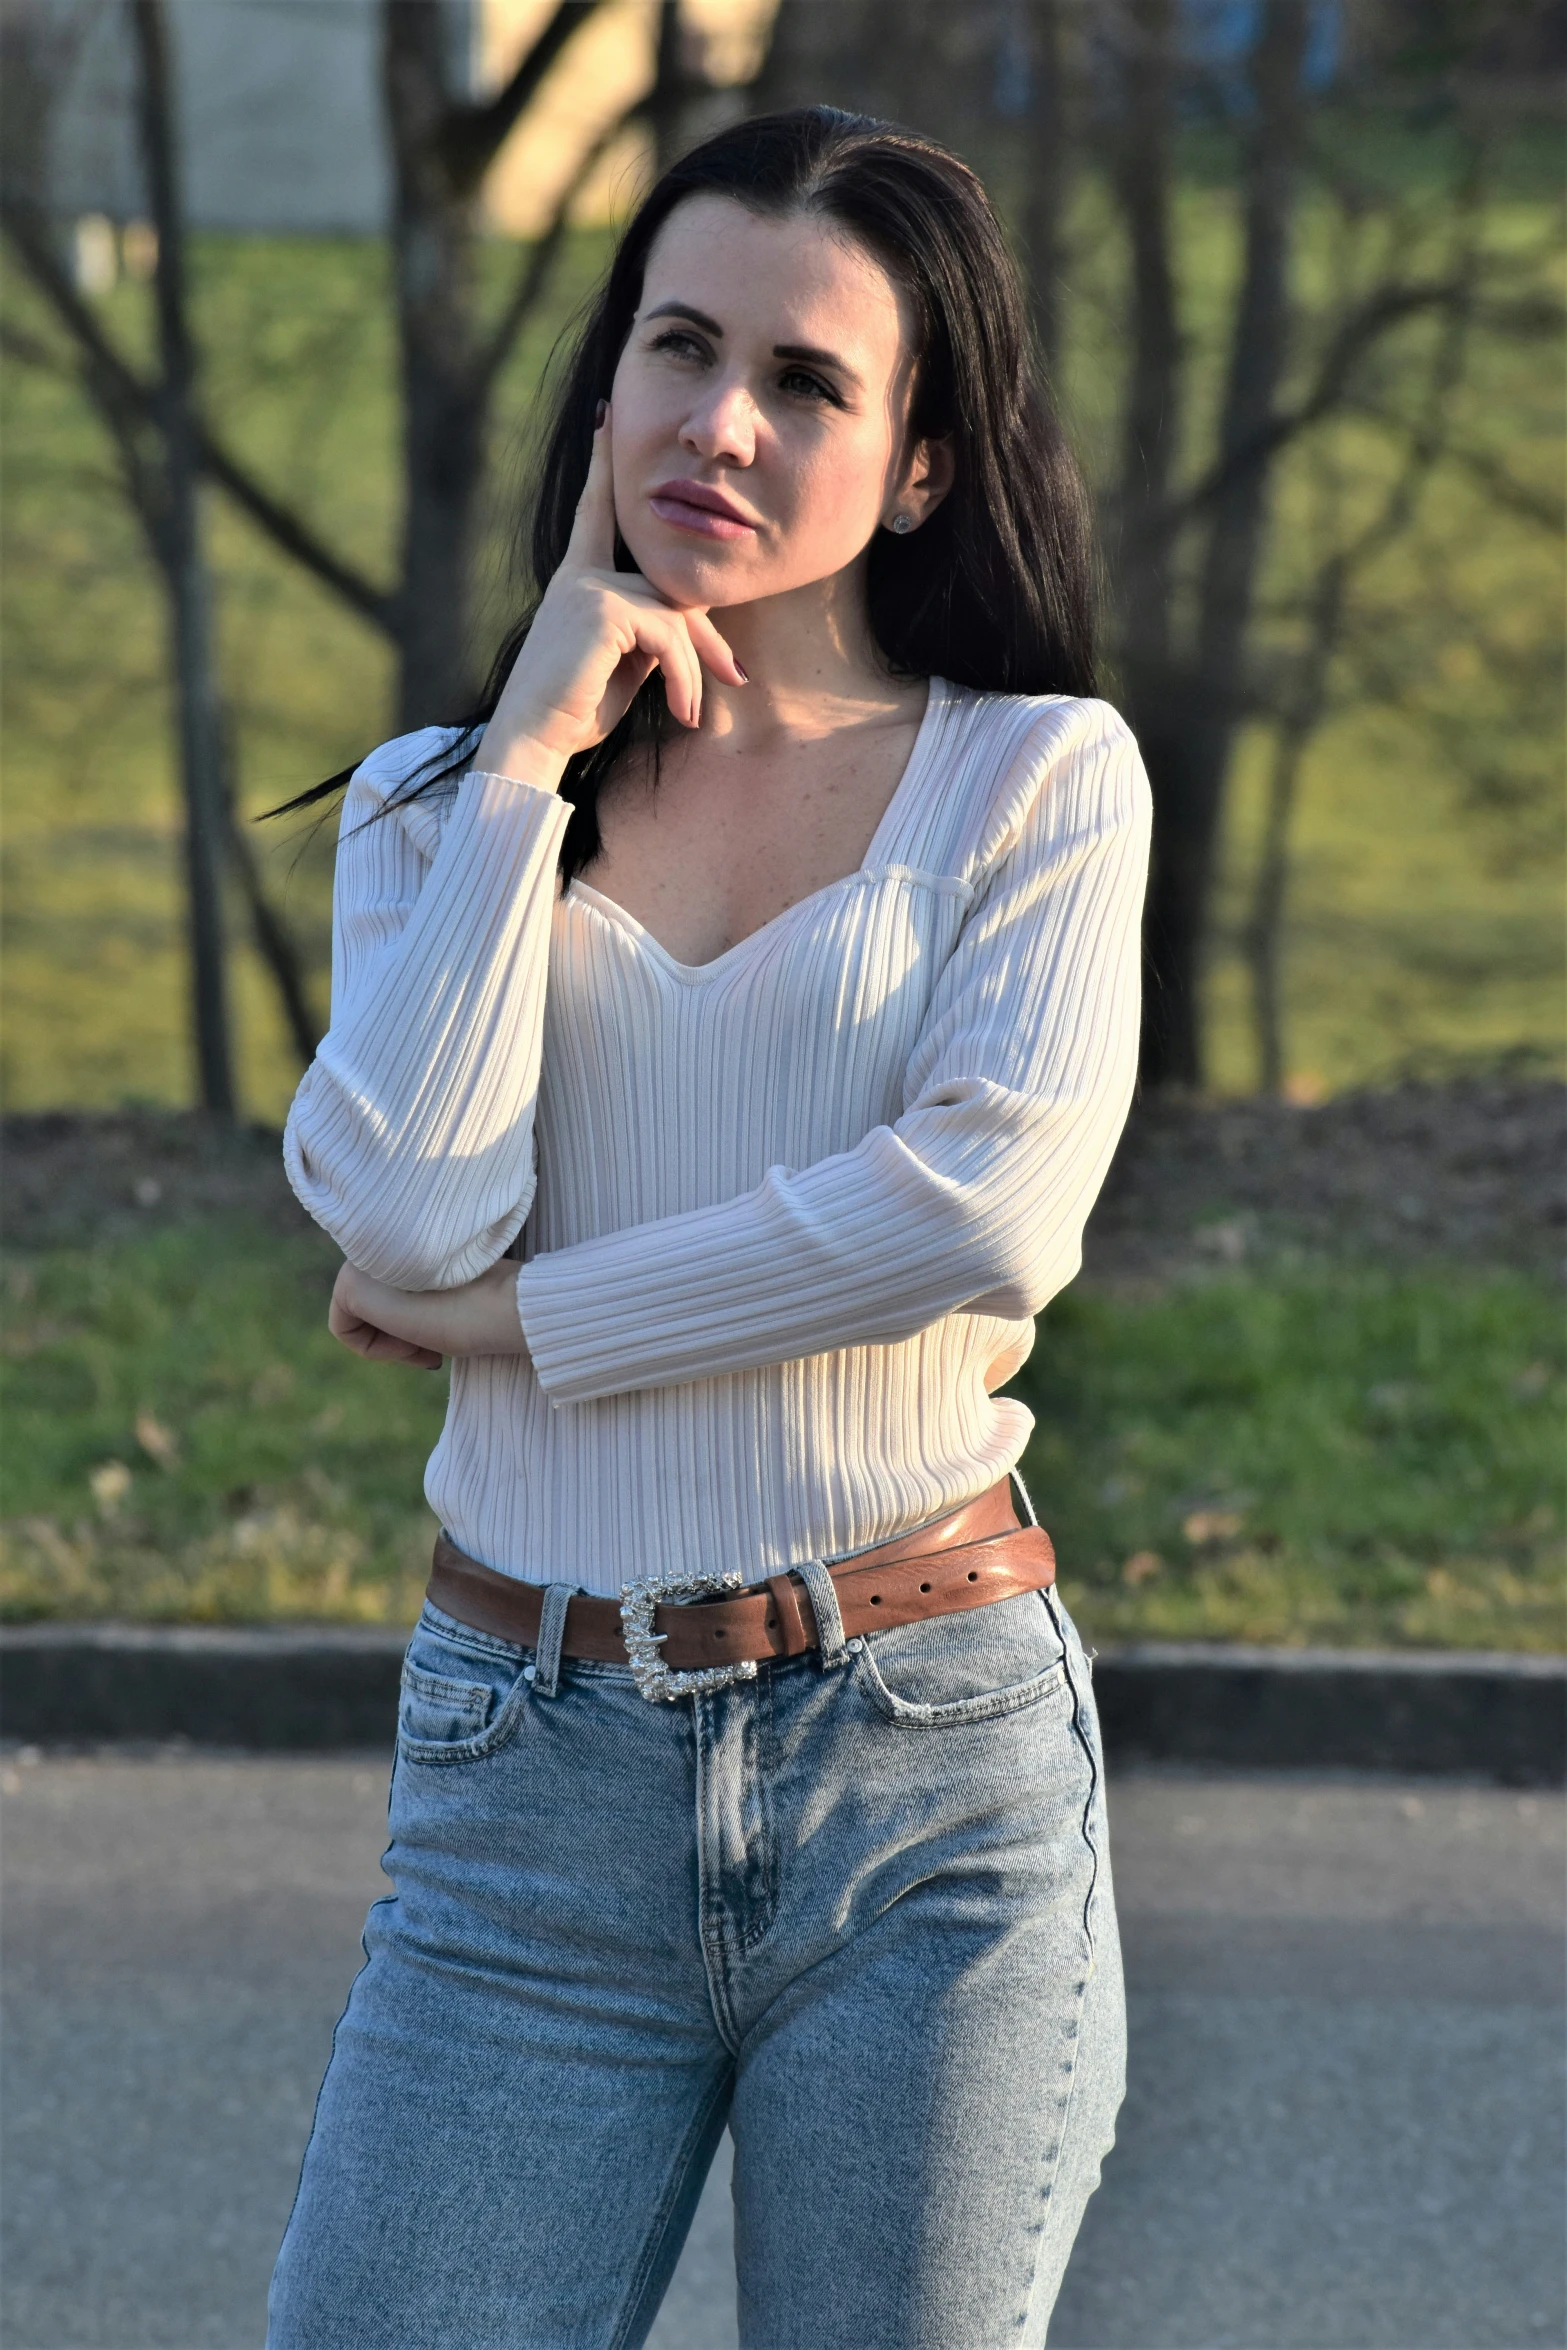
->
[680,379,756,466]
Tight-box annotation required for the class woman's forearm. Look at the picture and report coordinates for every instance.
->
[329,1258,530,1368]
[285,766,570,1292]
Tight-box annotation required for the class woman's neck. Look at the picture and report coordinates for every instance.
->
[695,562,923,754]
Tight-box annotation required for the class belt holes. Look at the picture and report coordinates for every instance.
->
[715,1628,728,1639]
[870,1594,882,1605]
[919,1581,931,1593]
[967,1570,978,1582]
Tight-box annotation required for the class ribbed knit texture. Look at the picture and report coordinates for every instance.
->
[284,679,1152,1594]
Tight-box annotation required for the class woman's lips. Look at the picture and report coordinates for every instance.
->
[648,482,758,540]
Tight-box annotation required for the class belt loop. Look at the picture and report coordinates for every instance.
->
[766,1573,813,1660]
[531,1582,578,1698]
[1009,1465,1040,1527]
[795,1558,848,1669]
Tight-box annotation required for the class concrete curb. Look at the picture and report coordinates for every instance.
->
[1,1624,1562,1783]
[0,1624,405,1751]
[1087,1641,1565,1785]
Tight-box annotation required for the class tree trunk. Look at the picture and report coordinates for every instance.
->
[4,0,644,1096]
[1020,0,1068,380]
[393,359,487,729]
[130,0,235,1117]
[383,0,488,728]
[755,0,988,155]
[1103,0,1197,1085]
[227,810,323,1069]
[1244,715,1308,1093]
[1137,0,1310,1087]
[648,0,701,176]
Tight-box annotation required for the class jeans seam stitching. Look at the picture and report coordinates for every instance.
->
[607,2069,732,2350]
[395,1666,533,1765]
[1018,1949,1095,2339]
[693,1697,743,2055]
[414,1599,527,1664]
[1048,1589,1103,1962]
[735,1676,778,1953]
[855,1651,1068,1729]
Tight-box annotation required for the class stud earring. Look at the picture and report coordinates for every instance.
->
[890,512,914,535]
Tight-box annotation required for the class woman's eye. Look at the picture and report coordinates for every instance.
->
[778,367,837,405]
[649,329,708,363]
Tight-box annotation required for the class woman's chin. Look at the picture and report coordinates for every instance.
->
[625,537,766,614]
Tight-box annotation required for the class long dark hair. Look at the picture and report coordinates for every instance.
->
[277,105,1098,883]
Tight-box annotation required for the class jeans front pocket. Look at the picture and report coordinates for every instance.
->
[853,1586,1068,1728]
[396,1603,533,1765]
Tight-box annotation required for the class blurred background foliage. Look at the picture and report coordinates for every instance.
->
[5,187,1557,1114]
[1,0,1561,1115]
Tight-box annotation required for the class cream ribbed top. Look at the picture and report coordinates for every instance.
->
[283,680,1151,1596]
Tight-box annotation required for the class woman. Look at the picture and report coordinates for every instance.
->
[268,105,1149,2350]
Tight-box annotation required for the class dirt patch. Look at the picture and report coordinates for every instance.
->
[0,1111,319,1253]
[2,1083,1563,1281]
[1081,1080,1566,1287]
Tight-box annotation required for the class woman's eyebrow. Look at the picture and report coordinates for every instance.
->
[644,300,725,334]
[643,302,863,389]
[774,341,863,390]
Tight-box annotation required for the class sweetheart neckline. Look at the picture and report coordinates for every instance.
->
[562,676,951,980]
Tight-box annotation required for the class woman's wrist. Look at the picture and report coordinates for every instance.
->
[471,718,571,797]
[451,1259,531,1356]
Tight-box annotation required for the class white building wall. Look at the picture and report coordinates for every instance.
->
[35,0,773,241]
[42,0,473,235]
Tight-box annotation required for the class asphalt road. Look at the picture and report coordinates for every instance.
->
[3,1750,1561,2350]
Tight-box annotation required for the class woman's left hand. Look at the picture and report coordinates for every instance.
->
[329,1259,530,1371]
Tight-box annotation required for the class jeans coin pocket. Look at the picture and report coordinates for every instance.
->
[854,1587,1068,1727]
[397,1606,531,1762]
[399,1664,496,1745]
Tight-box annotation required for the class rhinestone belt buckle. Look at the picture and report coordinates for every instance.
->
[619,1570,761,1703]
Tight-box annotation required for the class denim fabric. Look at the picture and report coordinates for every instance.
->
[266,1571,1125,2350]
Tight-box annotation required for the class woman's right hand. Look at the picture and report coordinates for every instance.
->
[474,405,746,790]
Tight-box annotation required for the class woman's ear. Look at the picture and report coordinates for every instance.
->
[899,435,956,531]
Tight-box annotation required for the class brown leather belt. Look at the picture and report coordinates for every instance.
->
[427,1477,1056,1701]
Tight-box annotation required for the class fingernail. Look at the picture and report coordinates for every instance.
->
[734,660,749,683]
[594,399,607,428]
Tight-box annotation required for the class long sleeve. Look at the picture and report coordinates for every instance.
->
[515,703,1151,1404]
[283,730,571,1289]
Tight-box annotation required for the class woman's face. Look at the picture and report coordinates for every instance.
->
[608,194,949,614]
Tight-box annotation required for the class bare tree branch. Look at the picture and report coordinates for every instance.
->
[225,796,322,1066]
[437,0,601,197]
[474,106,630,394]
[1242,176,1483,1090]
[4,158,327,1084]
[1348,405,1564,536]
[198,433,397,635]
[0,316,69,374]
[1,191,399,634]
[1176,273,1470,524]
[1172,230,1558,532]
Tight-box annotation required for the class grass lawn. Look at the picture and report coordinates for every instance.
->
[0,1218,444,1627]
[2,1211,1560,1650]
[1014,1270,1563,1652]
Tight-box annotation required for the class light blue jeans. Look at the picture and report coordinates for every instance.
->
[266,1533,1126,2349]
